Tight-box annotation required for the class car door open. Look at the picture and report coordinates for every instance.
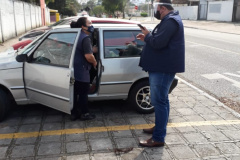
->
[23,32,78,114]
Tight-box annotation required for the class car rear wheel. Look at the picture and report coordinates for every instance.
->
[0,89,9,122]
[129,80,154,114]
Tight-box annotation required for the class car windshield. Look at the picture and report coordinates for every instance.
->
[17,33,45,55]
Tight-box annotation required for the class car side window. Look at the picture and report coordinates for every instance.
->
[32,33,77,67]
[103,31,144,58]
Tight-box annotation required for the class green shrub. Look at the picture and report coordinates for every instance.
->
[141,12,148,17]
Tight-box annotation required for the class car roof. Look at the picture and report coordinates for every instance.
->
[51,23,142,31]
[62,16,140,24]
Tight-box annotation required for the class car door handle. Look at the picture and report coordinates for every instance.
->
[70,77,75,85]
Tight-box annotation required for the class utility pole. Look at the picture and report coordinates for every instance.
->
[40,0,46,26]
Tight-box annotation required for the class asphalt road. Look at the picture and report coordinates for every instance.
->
[146,23,240,111]
[181,28,240,111]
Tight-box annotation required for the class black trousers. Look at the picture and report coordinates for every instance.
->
[72,80,90,115]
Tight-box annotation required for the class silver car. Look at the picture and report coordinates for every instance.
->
[0,24,177,121]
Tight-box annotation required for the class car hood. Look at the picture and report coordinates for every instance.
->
[0,52,22,70]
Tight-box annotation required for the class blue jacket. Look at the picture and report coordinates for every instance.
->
[139,11,185,73]
[74,31,92,82]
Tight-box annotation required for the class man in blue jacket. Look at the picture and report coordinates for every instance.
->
[136,0,185,147]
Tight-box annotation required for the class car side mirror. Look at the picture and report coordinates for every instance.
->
[16,54,28,62]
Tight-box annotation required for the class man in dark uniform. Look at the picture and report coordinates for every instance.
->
[136,0,185,147]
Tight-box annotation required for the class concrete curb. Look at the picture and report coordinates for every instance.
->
[176,75,240,119]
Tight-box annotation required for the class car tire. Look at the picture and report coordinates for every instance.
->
[0,89,10,122]
[129,80,154,114]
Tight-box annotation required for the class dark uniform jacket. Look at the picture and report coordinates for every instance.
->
[139,11,185,73]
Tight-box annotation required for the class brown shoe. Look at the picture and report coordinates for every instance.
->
[139,138,164,147]
[143,126,155,134]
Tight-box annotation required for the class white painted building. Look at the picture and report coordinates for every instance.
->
[130,0,146,5]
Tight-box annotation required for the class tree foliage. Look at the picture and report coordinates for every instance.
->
[92,6,105,17]
[48,0,81,16]
[102,0,129,18]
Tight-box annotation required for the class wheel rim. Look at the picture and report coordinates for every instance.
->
[135,86,154,110]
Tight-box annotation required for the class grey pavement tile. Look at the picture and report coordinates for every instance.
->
[175,126,197,133]
[236,142,240,148]
[112,130,133,137]
[64,121,84,129]
[65,133,85,142]
[216,143,240,154]
[15,137,37,145]
[11,145,35,158]
[194,144,220,157]
[134,129,150,136]
[0,147,7,159]
[106,118,128,126]
[42,123,62,131]
[215,124,238,131]
[196,125,218,132]
[88,132,109,139]
[166,127,177,133]
[128,117,147,125]
[38,142,61,155]
[169,144,197,159]
[144,116,155,123]
[169,96,179,102]
[115,137,138,148]
[45,115,63,123]
[13,157,35,160]
[22,116,42,124]
[40,135,61,142]
[168,115,187,123]
[66,141,88,153]
[144,147,172,160]
[218,113,240,120]
[37,157,62,160]
[186,101,198,108]
[25,109,44,117]
[200,100,217,107]
[193,95,211,101]
[193,106,216,115]
[165,133,186,145]
[66,154,90,160]
[91,152,118,160]
[19,124,41,132]
[0,117,22,126]
[89,138,113,151]
[228,155,240,160]
[0,139,12,145]
[171,101,188,108]
[0,125,18,134]
[120,148,145,160]
[183,132,209,144]
[178,96,196,103]
[85,119,105,127]
[175,108,196,116]
[210,106,230,114]
[201,113,225,121]
[171,91,189,97]
[203,131,230,142]
[184,115,206,122]
[169,108,179,116]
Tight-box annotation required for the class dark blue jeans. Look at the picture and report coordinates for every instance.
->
[149,72,176,142]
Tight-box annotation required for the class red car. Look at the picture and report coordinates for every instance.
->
[0,39,33,57]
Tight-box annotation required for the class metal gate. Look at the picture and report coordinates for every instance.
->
[199,4,208,20]
[233,0,240,22]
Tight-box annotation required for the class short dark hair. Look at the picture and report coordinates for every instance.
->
[159,0,174,10]
[70,17,87,28]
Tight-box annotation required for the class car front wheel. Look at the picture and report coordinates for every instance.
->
[129,80,154,114]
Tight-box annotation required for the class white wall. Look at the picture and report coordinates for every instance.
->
[174,6,198,20]
[207,1,234,22]
[14,1,26,36]
[0,0,49,42]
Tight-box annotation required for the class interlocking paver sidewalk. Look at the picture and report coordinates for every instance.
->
[0,77,239,160]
